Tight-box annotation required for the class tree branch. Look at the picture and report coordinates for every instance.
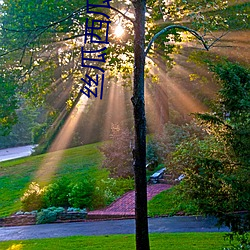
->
[145,25,210,56]
[1,4,135,57]
[109,6,135,24]
[0,4,89,57]
[205,30,230,49]
[2,4,88,33]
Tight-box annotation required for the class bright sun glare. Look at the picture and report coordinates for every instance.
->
[114,25,124,37]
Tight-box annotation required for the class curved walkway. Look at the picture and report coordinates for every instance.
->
[88,184,171,219]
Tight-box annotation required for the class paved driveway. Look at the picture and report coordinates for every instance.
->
[0,216,229,241]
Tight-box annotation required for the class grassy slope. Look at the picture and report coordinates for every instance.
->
[0,233,230,250]
[148,186,199,217]
[0,143,103,217]
[0,141,185,219]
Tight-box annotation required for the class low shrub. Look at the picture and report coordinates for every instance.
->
[21,182,45,211]
[93,177,134,209]
[36,206,65,224]
[21,176,134,212]
[93,178,118,208]
[67,207,87,213]
[112,177,134,197]
[43,177,71,208]
[223,233,250,250]
[68,180,94,209]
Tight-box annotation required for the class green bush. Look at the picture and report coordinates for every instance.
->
[167,135,240,213]
[93,178,116,209]
[22,176,133,212]
[112,177,134,197]
[67,207,87,213]
[93,177,134,209]
[68,180,94,209]
[21,182,45,211]
[36,206,64,224]
[43,178,71,208]
[223,233,250,250]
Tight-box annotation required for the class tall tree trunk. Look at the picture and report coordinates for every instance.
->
[132,1,150,250]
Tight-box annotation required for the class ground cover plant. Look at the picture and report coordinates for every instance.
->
[0,233,231,250]
[36,206,65,224]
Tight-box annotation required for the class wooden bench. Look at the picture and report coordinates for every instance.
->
[149,168,165,184]
[175,174,185,182]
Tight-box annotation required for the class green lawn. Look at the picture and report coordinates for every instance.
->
[0,141,197,218]
[148,186,199,217]
[0,233,230,250]
[0,143,104,217]
[0,141,186,219]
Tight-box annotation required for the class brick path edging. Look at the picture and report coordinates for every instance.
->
[88,184,171,219]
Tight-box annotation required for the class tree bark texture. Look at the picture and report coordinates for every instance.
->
[131,1,150,250]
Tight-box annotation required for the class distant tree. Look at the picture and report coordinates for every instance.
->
[0,75,18,136]
[147,122,206,167]
[99,124,133,178]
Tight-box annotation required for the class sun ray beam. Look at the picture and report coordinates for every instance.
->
[35,96,88,184]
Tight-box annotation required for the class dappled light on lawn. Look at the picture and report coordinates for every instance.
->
[35,96,88,184]
[6,243,23,250]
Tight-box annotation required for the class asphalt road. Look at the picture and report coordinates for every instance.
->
[0,216,230,241]
[0,145,37,162]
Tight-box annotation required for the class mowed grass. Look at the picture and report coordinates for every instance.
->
[0,233,230,250]
[0,143,104,217]
[148,186,199,217]
[0,141,190,219]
